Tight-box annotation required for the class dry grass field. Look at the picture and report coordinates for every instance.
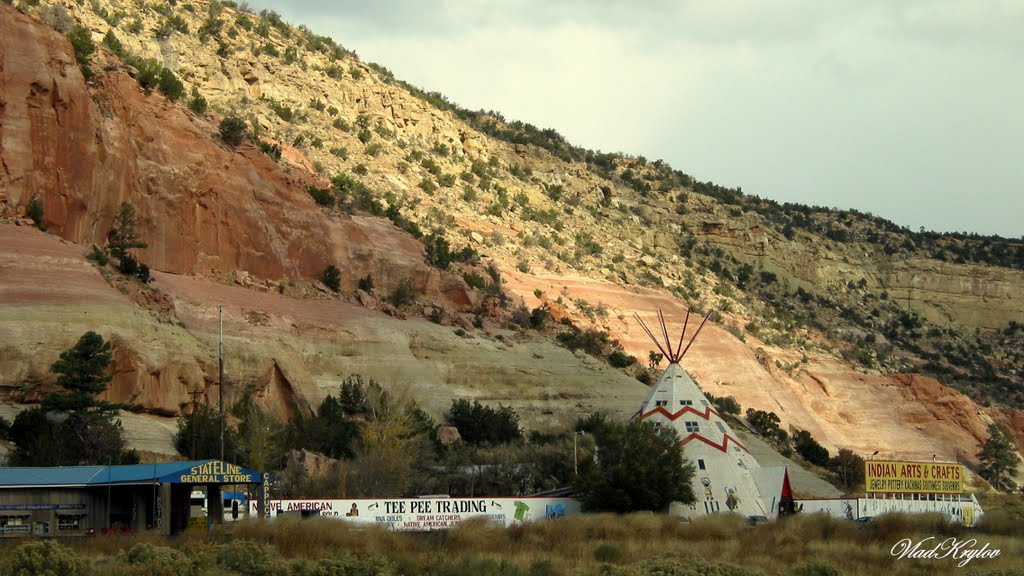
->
[0,508,1021,576]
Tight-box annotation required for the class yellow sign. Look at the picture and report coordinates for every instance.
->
[177,461,254,484]
[865,461,963,494]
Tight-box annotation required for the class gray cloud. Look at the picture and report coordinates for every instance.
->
[247,1,1023,236]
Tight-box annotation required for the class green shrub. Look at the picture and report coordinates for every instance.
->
[418,178,438,194]
[119,254,139,275]
[387,278,416,308]
[294,555,396,576]
[102,29,125,58]
[67,24,96,80]
[558,327,612,357]
[283,46,299,65]
[794,430,830,466]
[257,139,282,161]
[116,542,193,576]
[529,306,549,328]
[463,271,486,290]
[188,87,209,115]
[608,350,637,368]
[129,57,163,94]
[420,157,441,176]
[593,543,622,563]
[213,540,289,576]
[152,20,174,40]
[266,99,294,122]
[137,263,151,283]
[322,265,341,292]
[427,306,444,324]
[307,186,334,207]
[357,274,374,293]
[157,67,185,101]
[167,14,189,34]
[424,232,477,270]
[324,64,344,79]
[27,195,44,229]
[219,115,249,146]
[6,540,87,576]
[87,246,109,266]
[197,16,224,43]
[358,127,373,144]
[447,399,522,445]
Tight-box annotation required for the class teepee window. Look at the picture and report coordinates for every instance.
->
[698,459,706,470]
[715,422,726,434]
[685,421,699,433]
[680,399,693,406]
[655,400,668,407]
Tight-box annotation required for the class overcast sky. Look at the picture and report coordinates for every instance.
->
[247,1,1023,238]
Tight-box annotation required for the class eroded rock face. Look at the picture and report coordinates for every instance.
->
[499,270,1022,470]
[0,3,1019,480]
[0,225,647,428]
[0,4,467,309]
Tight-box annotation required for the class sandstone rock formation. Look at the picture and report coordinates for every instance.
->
[0,1,1020,484]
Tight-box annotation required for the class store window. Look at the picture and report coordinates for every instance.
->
[58,515,84,532]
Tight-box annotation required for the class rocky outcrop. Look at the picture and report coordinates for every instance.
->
[696,220,1024,330]
[500,269,1018,470]
[0,4,469,310]
[0,225,647,427]
[0,1,1019,483]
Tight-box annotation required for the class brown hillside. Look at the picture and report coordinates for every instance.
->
[0,0,1020,479]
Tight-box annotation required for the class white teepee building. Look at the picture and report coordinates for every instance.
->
[633,311,790,519]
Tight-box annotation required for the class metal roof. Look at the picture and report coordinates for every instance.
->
[0,460,262,487]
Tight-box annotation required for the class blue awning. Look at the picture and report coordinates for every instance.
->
[0,460,265,487]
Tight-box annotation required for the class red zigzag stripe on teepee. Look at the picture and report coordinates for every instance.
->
[678,433,749,454]
[638,405,722,421]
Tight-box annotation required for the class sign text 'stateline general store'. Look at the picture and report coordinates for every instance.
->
[865,461,963,494]
[177,461,254,484]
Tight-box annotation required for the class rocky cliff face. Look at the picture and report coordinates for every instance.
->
[0,1,1020,476]
[0,4,469,308]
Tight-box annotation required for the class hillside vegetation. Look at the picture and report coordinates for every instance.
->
[4,0,1023,452]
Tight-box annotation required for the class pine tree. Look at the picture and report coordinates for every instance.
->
[44,331,117,414]
[978,423,1020,492]
[10,332,138,465]
[109,202,148,259]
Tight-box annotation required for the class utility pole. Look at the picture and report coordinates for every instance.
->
[219,306,225,462]
[188,386,203,459]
